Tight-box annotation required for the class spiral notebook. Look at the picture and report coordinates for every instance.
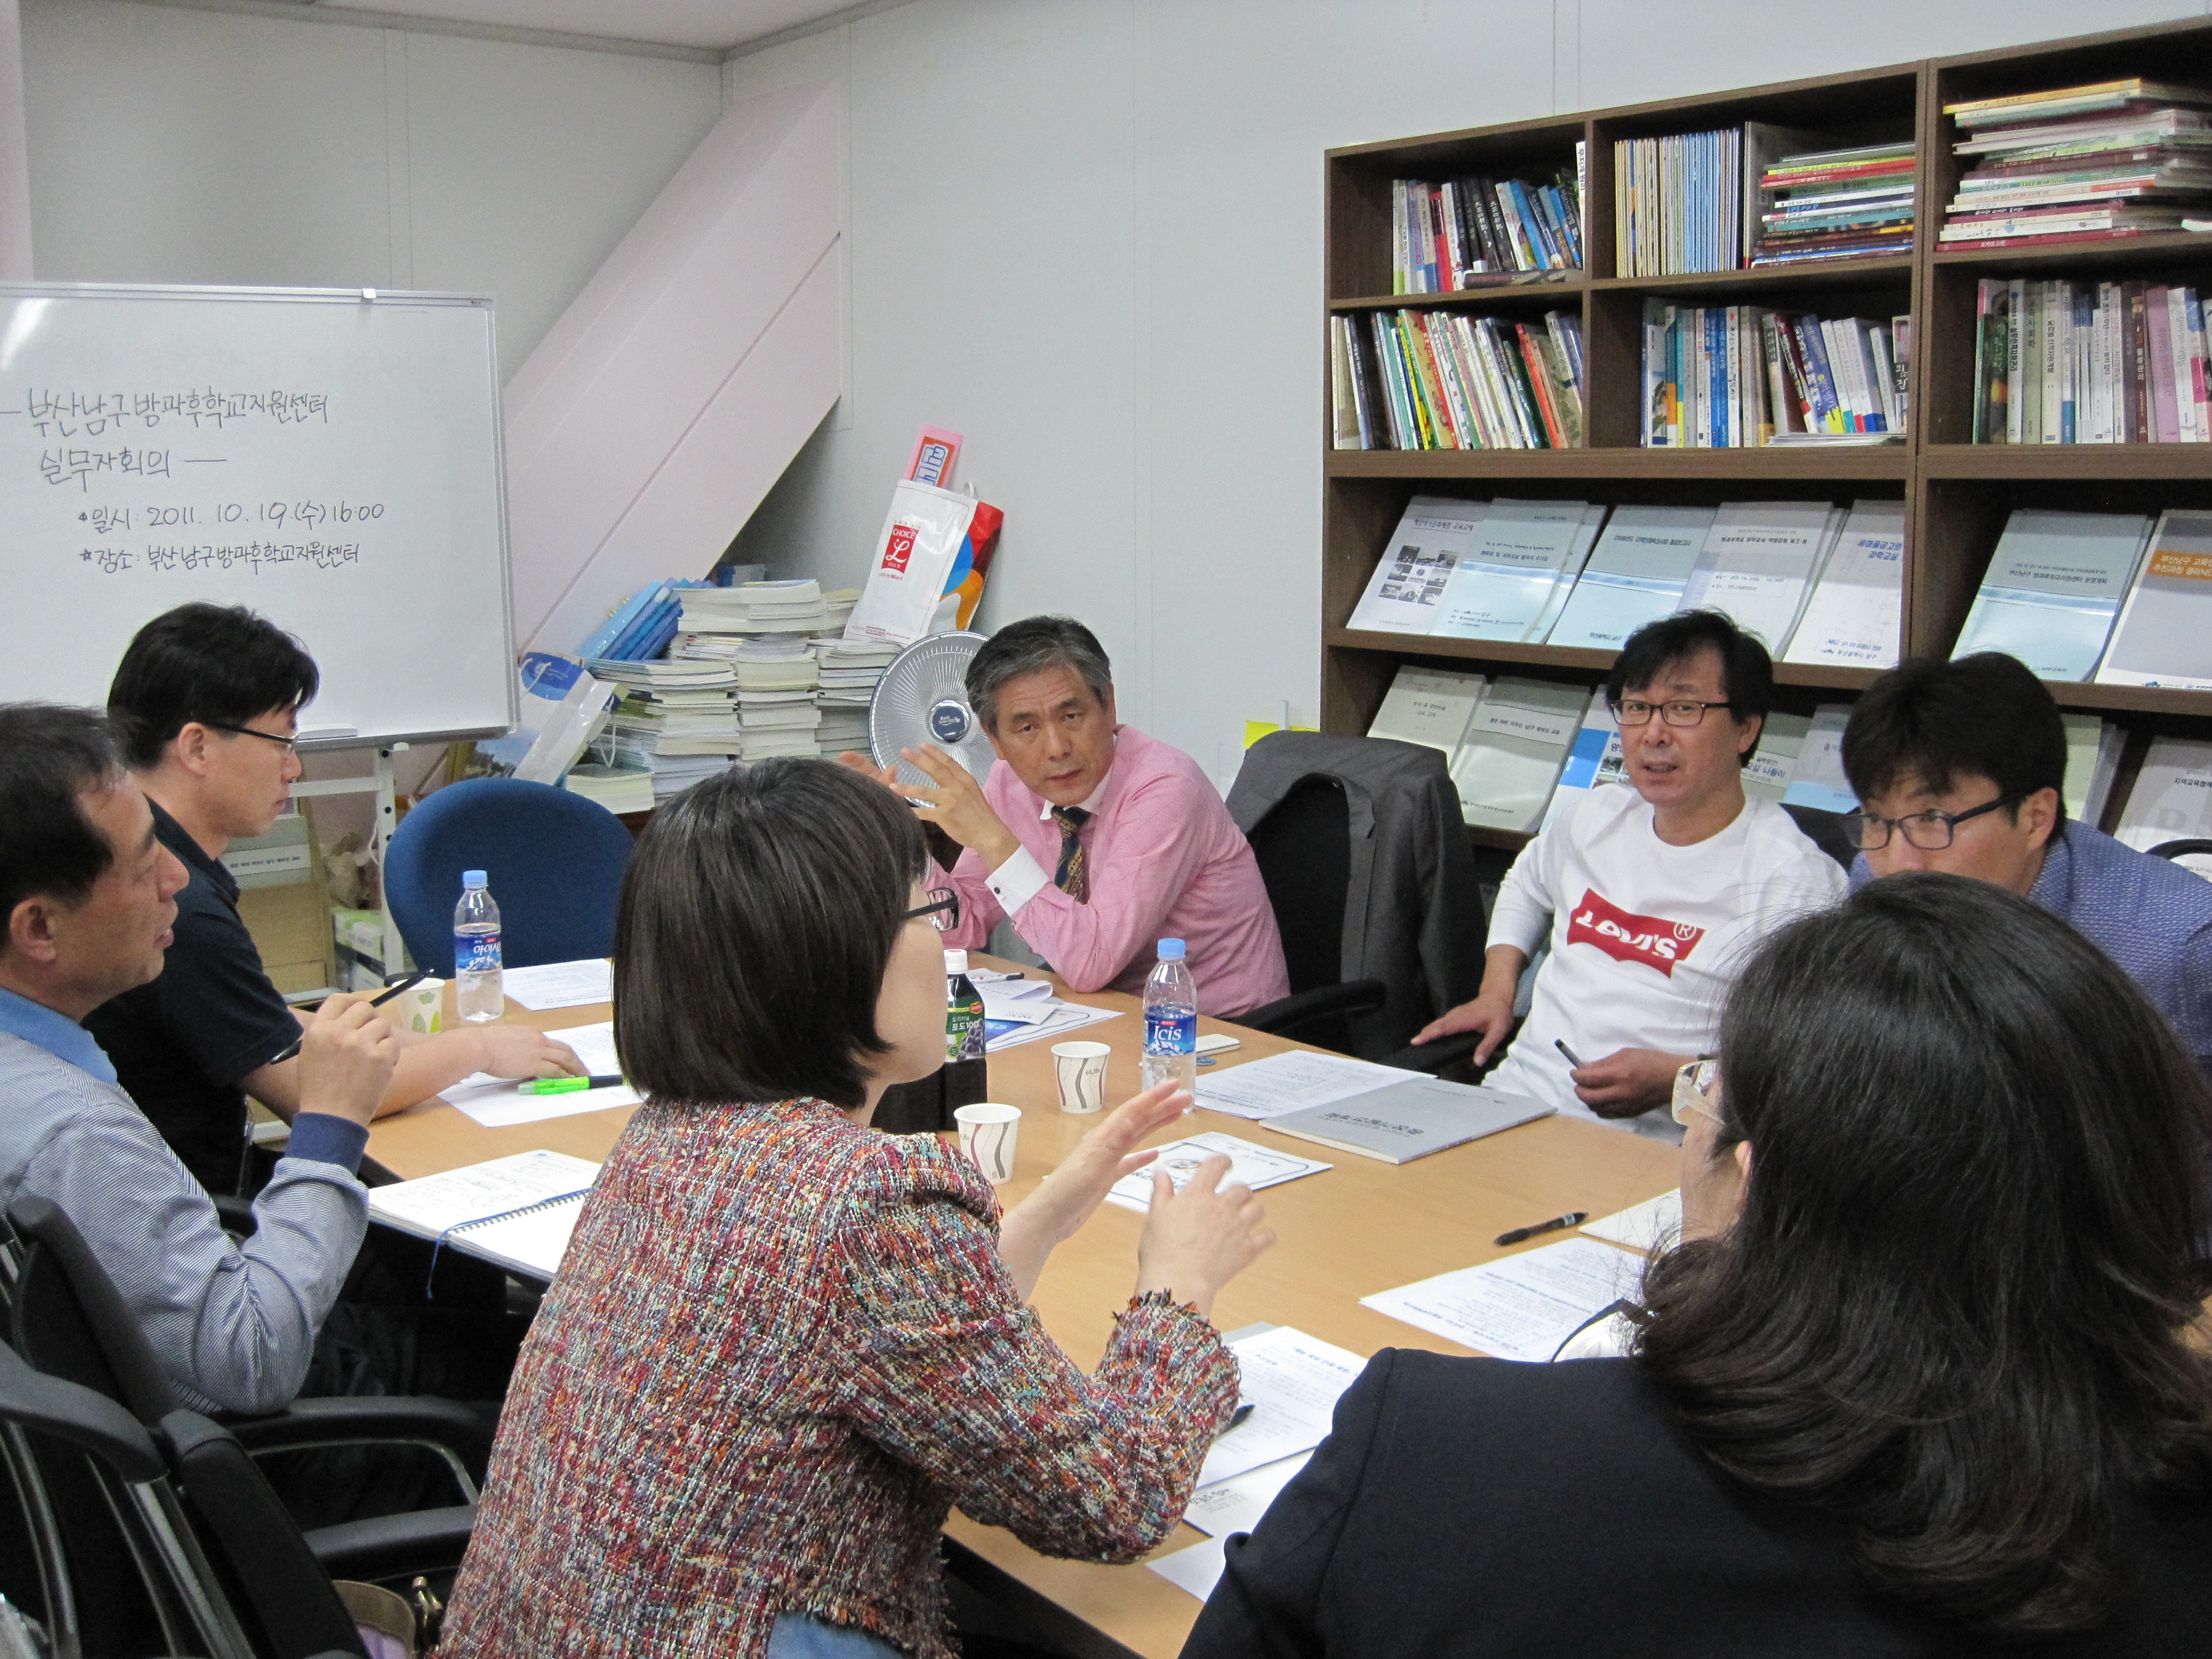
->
[363,1148,602,1280]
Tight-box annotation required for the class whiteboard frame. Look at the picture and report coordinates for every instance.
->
[0,280,518,754]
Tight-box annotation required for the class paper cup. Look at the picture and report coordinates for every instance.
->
[1051,1041,1111,1114]
[954,1102,1022,1184]
[393,978,443,1036]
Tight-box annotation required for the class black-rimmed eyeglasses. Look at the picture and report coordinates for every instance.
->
[1840,794,2021,852]
[1609,698,1735,728]
[901,888,961,933]
[205,722,300,754]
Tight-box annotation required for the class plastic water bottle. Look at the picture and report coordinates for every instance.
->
[453,870,504,1023]
[942,950,989,1111]
[1141,939,1199,1099]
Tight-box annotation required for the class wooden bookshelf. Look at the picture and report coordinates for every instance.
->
[1322,16,2212,848]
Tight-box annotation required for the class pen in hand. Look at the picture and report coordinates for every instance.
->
[1554,1039,1586,1068]
[1495,1212,1588,1247]
[268,968,437,1066]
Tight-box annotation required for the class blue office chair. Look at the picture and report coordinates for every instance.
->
[383,778,634,976]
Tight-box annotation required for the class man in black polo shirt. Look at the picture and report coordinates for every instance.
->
[88,603,583,1194]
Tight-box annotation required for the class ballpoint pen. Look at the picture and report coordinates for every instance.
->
[268,968,437,1065]
[1494,1212,1588,1246]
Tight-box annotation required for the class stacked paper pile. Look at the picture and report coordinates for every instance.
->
[680,578,830,636]
[1752,139,1915,266]
[592,658,743,797]
[815,637,898,757]
[728,637,822,760]
[1941,79,2212,249]
[563,763,655,814]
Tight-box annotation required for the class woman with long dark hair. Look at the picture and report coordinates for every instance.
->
[441,760,1272,1658]
[1184,872,2212,1655]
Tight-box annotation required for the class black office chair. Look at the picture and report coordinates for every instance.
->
[1237,773,1390,1054]
[1781,802,1858,870]
[4,1197,481,1592]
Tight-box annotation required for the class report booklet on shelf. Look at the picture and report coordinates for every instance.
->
[2114,736,2212,853]
[1449,678,1593,833]
[1678,500,1843,652]
[1741,709,1813,803]
[2095,509,2212,689]
[1430,499,1604,642]
[1780,704,1856,815]
[1347,495,1489,632]
[1537,692,1628,831]
[1950,508,2153,680]
[1780,500,1906,668]
[1545,504,1714,650]
[1365,666,1487,759]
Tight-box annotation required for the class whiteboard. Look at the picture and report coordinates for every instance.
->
[0,283,514,748]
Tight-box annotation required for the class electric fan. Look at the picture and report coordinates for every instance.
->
[869,631,995,790]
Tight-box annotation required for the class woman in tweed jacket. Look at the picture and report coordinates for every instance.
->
[440,759,1273,1659]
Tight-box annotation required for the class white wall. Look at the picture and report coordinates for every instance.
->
[20,0,724,380]
[729,0,2210,788]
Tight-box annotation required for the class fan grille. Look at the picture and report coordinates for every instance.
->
[870,631,994,788]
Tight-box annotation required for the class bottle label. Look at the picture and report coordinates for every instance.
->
[946,999,986,1062]
[455,931,502,974]
[1144,1009,1196,1056]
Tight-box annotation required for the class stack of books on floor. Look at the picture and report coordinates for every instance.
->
[1970,278,2212,443]
[1952,505,2212,689]
[561,763,657,814]
[1940,79,2212,250]
[1331,307,1583,450]
[594,657,743,796]
[1389,159,1585,291]
[1346,494,1904,666]
[815,638,898,758]
[1641,304,1906,447]
[1752,139,1915,266]
[675,578,859,645]
[731,637,823,760]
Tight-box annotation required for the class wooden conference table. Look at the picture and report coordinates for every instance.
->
[366,962,1678,1659]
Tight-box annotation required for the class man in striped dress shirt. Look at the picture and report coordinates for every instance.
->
[846,616,1287,1018]
[0,704,395,1415]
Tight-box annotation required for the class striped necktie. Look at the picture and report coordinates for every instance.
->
[1051,805,1093,903]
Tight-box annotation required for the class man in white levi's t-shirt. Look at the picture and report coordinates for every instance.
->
[1414,611,1846,1140]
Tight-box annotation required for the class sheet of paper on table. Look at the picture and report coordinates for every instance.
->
[982,1003,1120,1051]
[1198,1326,1366,1487]
[1581,1188,1682,1253]
[1149,1532,1230,1602]
[1362,1235,1646,1363]
[1193,1050,1423,1120]
[1183,1450,1312,1538]
[439,1021,641,1127]
[498,957,614,1010]
[1104,1133,1330,1214]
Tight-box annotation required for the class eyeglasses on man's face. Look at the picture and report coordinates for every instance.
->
[901,888,961,933]
[1610,698,1735,729]
[1840,793,2020,852]
[1672,1058,1720,1128]
[205,721,300,754]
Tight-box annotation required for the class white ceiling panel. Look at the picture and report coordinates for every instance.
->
[321,0,867,52]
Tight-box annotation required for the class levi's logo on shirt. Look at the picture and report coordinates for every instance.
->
[1567,888,1706,977]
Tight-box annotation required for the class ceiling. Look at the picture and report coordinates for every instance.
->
[313,0,871,52]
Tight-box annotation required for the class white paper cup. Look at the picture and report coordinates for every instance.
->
[954,1102,1022,1184]
[1051,1041,1112,1114]
[393,978,443,1036]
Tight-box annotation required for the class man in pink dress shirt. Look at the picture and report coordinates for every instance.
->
[843,616,1287,1018]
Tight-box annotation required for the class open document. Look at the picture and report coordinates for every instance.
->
[1362,1235,1646,1362]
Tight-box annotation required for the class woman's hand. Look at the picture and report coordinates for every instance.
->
[1136,1155,1275,1319]
[997,1082,1190,1300]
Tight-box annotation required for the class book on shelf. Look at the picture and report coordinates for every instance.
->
[1642,302,1906,447]
[1752,138,1915,266]
[1545,504,1715,651]
[2113,734,2212,854]
[1339,308,1584,450]
[2061,712,2127,825]
[1950,508,2155,681]
[1366,666,1487,759]
[1741,709,1813,804]
[1615,122,1845,277]
[2096,509,2212,688]
[1390,164,1584,292]
[1780,704,1856,815]
[1430,500,1607,642]
[1942,84,2212,248]
[1678,500,1845,652]
[1347,495,1489,632]
[1537,692,1626,832]
[1780,500,1906,669]
[1449,677,1592,834]
[1972,278,2211,444]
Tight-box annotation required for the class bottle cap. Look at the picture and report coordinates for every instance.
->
[1157,938,1185,960]
[943,950,968,975]
[461,870,488,890]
